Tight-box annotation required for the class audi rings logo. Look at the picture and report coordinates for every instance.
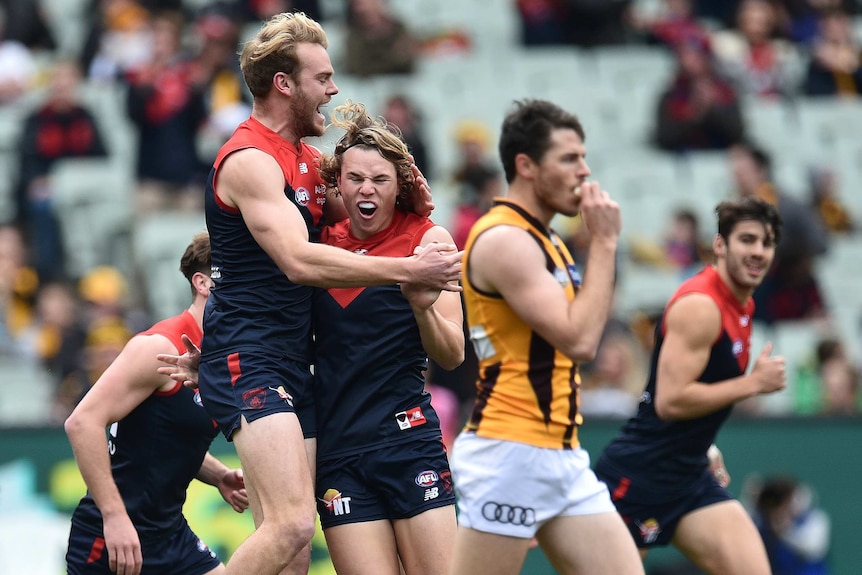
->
[481,502,536,526]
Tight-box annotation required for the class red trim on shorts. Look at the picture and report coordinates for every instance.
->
[611,477,631,501]
[228,352,241,386]
[154,381,183,396]
[87,537,106,564]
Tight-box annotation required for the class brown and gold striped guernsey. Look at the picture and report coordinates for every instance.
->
[462,199,583,449]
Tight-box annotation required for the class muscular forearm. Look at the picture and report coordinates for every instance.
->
[196,452,229,487]
[65,418,127,518]
[284,239,415,288]
[656,374,759,420]
[564,240,617,360]
[412,306,464,371]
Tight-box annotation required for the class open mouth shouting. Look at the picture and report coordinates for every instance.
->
[357,201,378,218]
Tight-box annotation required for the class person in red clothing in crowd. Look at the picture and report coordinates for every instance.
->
[124,9,209,215]
[655,32,746,152]
[15,58,108,282]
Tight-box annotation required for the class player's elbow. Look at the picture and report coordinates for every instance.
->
[654,397,685,421]
[563,339,600,364]
[434,348,465,372]
[64,410,83,438]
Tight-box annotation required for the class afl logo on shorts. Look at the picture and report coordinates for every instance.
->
[415,470,439,487]
[295,186,310,206]
[482,502,536,526]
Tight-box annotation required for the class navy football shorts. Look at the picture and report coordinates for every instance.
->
[315,435,455,529]
[595,462,732,548]
[66,521,220,575]
[198,350,316,441]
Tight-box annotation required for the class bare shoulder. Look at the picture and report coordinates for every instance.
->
[217,148,284,206]
[419,224,456,246]
[469,224,546,291]
[665,293,722,346]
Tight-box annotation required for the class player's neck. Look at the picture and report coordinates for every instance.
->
[187,299,206,331]
[251,105,302,148]
[504,184,554,228]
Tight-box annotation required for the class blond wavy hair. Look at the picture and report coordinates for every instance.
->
[240,11,328,98]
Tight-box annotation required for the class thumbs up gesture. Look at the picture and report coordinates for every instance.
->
[751,342,787,394]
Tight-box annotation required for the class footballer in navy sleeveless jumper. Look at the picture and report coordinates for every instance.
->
[67,312,221,574]
[203,116,326,358]
[313,210,441,459]
[200,117,325,439]
[595,265,754,546]
[313,210,455,529]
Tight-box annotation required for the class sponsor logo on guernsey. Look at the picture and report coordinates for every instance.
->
[740,314,750,327]
[320,488,352,516]
[469,325,496,361]
[295,186,310,206]
[415,470,439,487]
[315,184,327,205]
[553,267,570,286]
[567,263,582,286]
[354,249,368,255]
[299,162,308,174]
[242,388,266,409]
[732,339,744,356]
[395,406,427,430]
[636,518,661,544]
[268,386,294,407]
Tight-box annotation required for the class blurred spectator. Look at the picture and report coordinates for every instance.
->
[382,94,432,178]
[628,207,710,273]
[80,0,153,82]
[711,0,801,99]
[514,0,570,46]
[565,0,635,47]
[815,337,859,415]
[17,281,87,386]
[0,4,37,104]
[654,33,746,152]
[692,0,741,28]
[239,0,323,22]
[808,165,856,234]
[729,140,830,322]
[191,9,251,157]
[631,0,712,49]
[803,7,862,97]
[125,9,209,214]
[772,0,857,44]
[451,169,502,251]
[748,475,831,575]
[0,0,56,51]
[0,224,38,357]
[451,119,499,197]
[663,207,710,271]
[343,0,417,77]
[579,327,644,419]
[14,59,108,283]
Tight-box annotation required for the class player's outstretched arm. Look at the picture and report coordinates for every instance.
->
[219,148,461,291]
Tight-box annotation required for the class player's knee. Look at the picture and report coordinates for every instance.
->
[271,513,316,550]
